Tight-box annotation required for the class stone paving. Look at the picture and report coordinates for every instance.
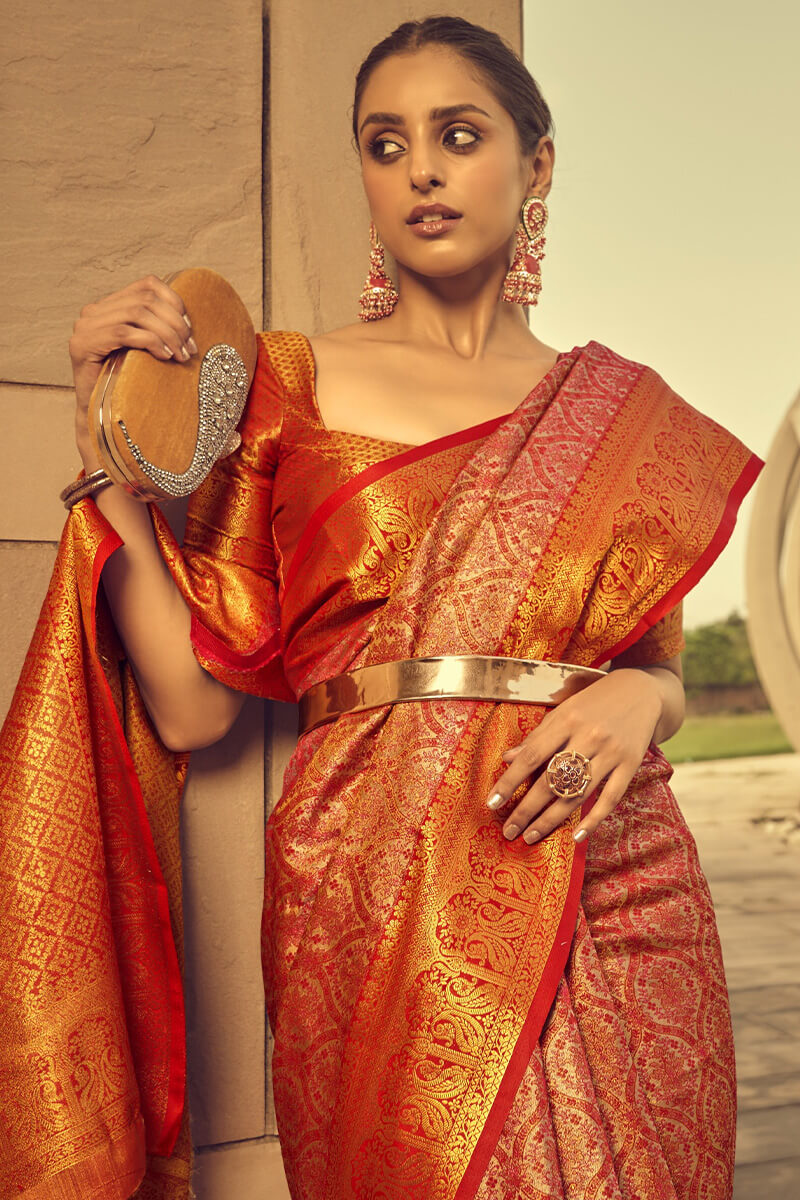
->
[672,753,800,1199]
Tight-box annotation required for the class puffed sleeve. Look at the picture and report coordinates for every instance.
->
[153,335,295,701]
[610,601,685,668]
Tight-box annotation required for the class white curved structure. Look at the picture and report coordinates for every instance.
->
[746,390,800,751]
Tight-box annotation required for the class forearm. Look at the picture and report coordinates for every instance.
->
[610,663,686,744]
[77,432,245,751]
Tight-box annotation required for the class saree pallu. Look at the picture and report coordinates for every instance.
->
[0,504,190,1199]
[0,331,760,1200]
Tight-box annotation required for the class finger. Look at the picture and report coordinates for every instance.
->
[138,301,197,361]
[89,277,194,355]
[137,295,196,350]
[93,319,189,363]
[486,721,569,810]
[83,302,196,363]
[572,765,634,841]
[519,796,581,843]
[130,275,190,326]
[522,762,634,845]
[90,275,188,323]
[501,749,614,841]
[114,293,197,360]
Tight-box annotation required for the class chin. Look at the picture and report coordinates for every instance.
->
[399,247,505,283]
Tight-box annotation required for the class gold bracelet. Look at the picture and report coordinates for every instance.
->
[60,469,113,510]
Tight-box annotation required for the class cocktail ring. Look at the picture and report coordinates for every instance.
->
[546,750,592,801]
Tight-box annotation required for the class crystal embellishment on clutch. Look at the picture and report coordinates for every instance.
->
[117,344,249,498]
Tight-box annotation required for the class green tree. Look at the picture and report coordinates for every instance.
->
[682,612,759,695]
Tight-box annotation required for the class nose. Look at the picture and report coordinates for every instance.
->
[410,165,443,191]
[408,145,444,191]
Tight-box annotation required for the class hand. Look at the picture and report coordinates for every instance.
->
[69,274,198,463]
[486,667,673,846]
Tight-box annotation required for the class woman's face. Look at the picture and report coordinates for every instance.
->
[356,45,547,281]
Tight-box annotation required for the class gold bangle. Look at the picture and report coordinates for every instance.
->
[60,469,112,510]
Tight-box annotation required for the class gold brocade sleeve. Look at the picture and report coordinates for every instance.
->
[610,601,685,667]
[153,335,295,702]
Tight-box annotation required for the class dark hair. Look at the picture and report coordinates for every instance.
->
[352,15,553,154]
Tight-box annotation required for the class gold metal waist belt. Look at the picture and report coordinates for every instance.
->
[298,655,606,735]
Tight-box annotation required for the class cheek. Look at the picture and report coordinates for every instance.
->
[467,157,524,233]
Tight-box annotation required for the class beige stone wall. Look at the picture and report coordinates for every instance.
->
[1,2,521,1194]
[268,1,522,334]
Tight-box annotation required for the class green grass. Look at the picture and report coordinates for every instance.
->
[663,710,793,764]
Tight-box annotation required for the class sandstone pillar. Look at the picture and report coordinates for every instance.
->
[0,2,522,1193]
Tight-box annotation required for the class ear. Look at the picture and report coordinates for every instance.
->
[526,135,555,201]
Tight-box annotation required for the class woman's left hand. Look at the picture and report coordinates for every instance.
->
[486,662,684,845]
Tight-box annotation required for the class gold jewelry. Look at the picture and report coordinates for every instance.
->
[358,222,399,321]
[60,469,112,510]
[298,655,606,735]
[501,195,548,307]
[545,749,592,801]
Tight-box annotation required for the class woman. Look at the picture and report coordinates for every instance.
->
[0,16,760,1200]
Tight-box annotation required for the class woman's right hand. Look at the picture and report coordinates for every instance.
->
[68,274,198,461]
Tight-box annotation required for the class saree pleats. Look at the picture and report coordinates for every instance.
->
[264,701,584,1200]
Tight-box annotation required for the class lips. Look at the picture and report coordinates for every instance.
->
[406,203,462,224]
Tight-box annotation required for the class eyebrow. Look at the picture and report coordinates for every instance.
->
[358,104,492,136]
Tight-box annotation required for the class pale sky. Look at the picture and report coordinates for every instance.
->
[523,0,799,628]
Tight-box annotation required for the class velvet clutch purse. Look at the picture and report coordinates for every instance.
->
[88,267,257,501]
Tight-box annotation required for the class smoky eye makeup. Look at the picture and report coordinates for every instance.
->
[366,123,482,161]
[366,134,406,160]
[442,124,482,150]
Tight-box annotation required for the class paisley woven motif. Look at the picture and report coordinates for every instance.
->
[0,329,759,1200]
[234,333,756,1199]
[473,754,736,1199]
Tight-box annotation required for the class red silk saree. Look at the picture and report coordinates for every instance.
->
[0,331,760,1199]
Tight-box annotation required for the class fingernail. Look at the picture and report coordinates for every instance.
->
[574,829,588,843]
[503,824,520,841]
[183,313,192,329]
[163,343,174,358]
[523,829,541,844]
[487,793,503,810]
[181,345,190,361]
[187,336,198,355]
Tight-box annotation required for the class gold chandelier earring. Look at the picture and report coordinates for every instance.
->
[501,195,548,307]
[359,222,399,321]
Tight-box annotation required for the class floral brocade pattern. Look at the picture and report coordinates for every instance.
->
[0,329,758,1200]
[230,334,757,1200]
[474,758,736,1199]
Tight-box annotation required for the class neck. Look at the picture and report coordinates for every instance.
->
[386,251,535,360]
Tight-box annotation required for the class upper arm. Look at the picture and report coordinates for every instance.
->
[636,653,683,683]
[609,602,685,672]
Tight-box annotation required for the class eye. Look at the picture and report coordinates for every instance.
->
[367,135,405,161]
[443,125,481,151]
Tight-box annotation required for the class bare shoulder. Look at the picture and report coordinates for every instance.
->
[308,321,392,361]
[310,322,364,345]
[307,321,407,391]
